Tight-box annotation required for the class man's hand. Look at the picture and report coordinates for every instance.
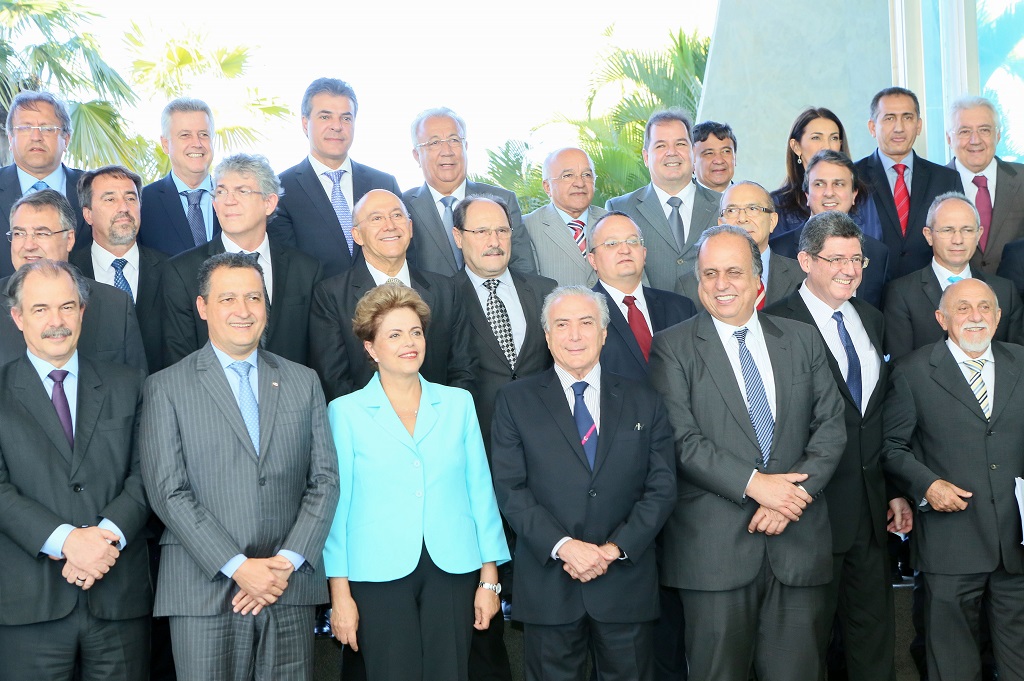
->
[231,556,293,611]
[887,497,914,533]
[62,526,120,580]
[60,561,97,590]
[745,472,813,521]
[748,506,791,535]
[557,539,611,582]
[924,480,972,512]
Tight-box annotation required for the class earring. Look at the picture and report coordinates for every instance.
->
[796,156,803,165]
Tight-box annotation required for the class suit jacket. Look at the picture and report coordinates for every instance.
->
[648,312,846,591]
[490,369,676,625]
[454,269,555,453]
[268,158,401,278]
[309,261,475,401]
[675,250,805,312]
[997,237,1024,299]
[139,344,339,616]
[0,163,90,277]
[70,245,168,373]
[949,157,1024,274]
[882,265,1024,360]
[0,356,150,625]
[881,340,1024,574]
[161,237,324,367]
[768,225,891,309]
[138,173,222,257]
[402,181,537,277]
[522,203,607,286]
[605,182,721,291]
[324,374,509,582]
[763,291,891,552]
[0,276,147,373]
[594,281,696,383]
[856,150,964,280]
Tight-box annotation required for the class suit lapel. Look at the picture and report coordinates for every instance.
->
[597,283,646,367]
[695,314,761,451]
[868,152,902,241]
[11,357,74,465]
[539,370,592,471]
[456,272,509,366]
[637,185,677,254]
[686,186,716,253]
[592,372,622,477]
[136,247,162,310]
[70,359,105,477]
[991,160,1023,253]
[908,152,932,230]
[513,272,546,370]
[540,204,593,274]
[411,184,457,271]
[851,297,888,416]
[783,293,856,410]
[361,374,419,453]
[295,160,352,265]
[921,267,943,310]
[766,252,793,302]
[255,351,280,463]
[196,345,259,461]
[929,342,990,421]
[989,343,1020,424]
[264,241,290,346]
[156,174,200,249]
[761,313,793,450]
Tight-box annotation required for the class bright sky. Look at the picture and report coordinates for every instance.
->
[82,0,719,188]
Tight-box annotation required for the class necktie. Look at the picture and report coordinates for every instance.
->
[30,180,49,193]
[973,175,992,252]
[572,381,598,469]
[439,196,464,269]
[893,163,910,236]
[111,258,134,301]
[963,359,991,419]
[48,369,74,449]
[948,275,964,285]
[755,279,766,311]
[666,196,686,251]
[181,189,208,246]
[623,295,652,360]
[324,170,354,255]
[484,279,517,367]
[734,328,774,465]
[229,361,260,452]
[567,219,587,257]
[832,311,862,409]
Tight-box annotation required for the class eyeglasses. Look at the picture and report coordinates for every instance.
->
[460,227,512,239]
[359,211,409,227]
[954,126,996,140]
[213,187,263,200]
[550,171,596,183]
[415,136,465,150]
[930,226,980,238]
[589,237,644,253]
[720,205,774,218]
[6,228,72,242]
[811,254,869,270]
[11,125,64,136]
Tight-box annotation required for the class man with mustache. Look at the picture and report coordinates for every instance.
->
[881,278,1024,681]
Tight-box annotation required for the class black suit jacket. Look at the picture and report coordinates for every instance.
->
[0,163,90,277]
[882,265,1024,360]
[454,269,556,455]
[161,237,324,367]
[268,158,401,279]
[138,173,222,256]
[763,291,891,552]
[490,369,676,625]
[308,261,475,401]
[70,245,168,373]
[593,282,696,382]
[997,238,1024,299]
[856,150,964,280]
[0,355,151,625]
[0,276,147,373]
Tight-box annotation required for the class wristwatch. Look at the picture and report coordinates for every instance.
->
[478,581,502,595]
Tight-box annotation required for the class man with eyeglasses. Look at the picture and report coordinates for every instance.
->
[161,154,323,367]
[764,211,909,681]
[524,147,607,286]
[0,189,147,373]
[269,78,401,278]
[403,107,537,277]
[0,90,89,277]
[883,192,1024,361]
[677,182,804,313]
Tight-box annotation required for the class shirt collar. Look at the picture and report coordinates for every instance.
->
[365,259,411,287]
[465,265,514,291]
[599,278,643,301]
[954,157,998,186]
[17,165,66,195]
[426,180,467,205]
[211,344,258,372]
[308,154,353,176]
[221,233,271,262]
[26,348,79,383]
[932,258,972,284]
[880,150,915,174]
[945,338,995,366]
[711,311,765,347]
[798,280,856,320]
[554,361,602,392]
[553,204,589,226]
[170,172,213,194]
[651,179,696,207]
[90,241,140,273]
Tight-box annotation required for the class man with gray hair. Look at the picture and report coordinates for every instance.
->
[162,153,323,367]
[270,78,401,278]
[491,284,675,681]
[402,106,537,277]
[1,90,89,276]
[139,97,222,256]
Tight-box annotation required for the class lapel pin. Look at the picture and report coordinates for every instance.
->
[272,382,279,388]
[634,423,643,431]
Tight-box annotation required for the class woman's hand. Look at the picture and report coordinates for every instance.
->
[474,586,500,630]
[331,594,360,650]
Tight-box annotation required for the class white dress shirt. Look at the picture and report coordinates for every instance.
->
[90,242,140,302]
[954,157,998,206]
[465,267,527,352]
[711,314,777,418]
[365,259,411,287]
[652,181,697,242]
[221,233,274,303]
[601,280,652,335]
[932,259,972,290]
[947,338,996,408]
[427,180,467,221]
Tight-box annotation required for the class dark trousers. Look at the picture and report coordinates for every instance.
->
[652,586,687,681]
[523,617,654,681]
[470,611,513,681]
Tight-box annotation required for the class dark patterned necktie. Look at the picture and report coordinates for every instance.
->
[48,369,74,448]
[181,189,208,246]
[484,279,516,367]
[111,258,134,301]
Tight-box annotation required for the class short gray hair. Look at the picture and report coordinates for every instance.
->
[925,191,980,231]
[410,107,467,147]
[693,224,763,280]
[947,95,1000,133]
[6,90,72,136]
[160,97,215,138]
[214,153,282,197]
[541,285,610,332]
[7,259,89,311]
[798,211,864,256]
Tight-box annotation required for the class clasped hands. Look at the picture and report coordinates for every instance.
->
[231,555,295,616]
[51,526,121,590]
[557,539,620,582]
[745,471,814,535]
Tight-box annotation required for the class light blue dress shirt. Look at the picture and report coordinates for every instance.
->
[170,172,215,241]
[17,165,66,196]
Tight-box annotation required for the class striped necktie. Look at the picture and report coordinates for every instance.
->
[567,219,587,256]
[734,328,774,465]
[963,359,991,419]
[893,163,910,236]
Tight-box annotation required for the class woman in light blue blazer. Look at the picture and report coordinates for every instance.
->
[324,283,509,681]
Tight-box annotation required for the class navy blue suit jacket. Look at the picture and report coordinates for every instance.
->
[138,173,221,257]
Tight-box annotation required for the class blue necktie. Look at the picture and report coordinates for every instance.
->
[324,170,354,255]
[572,381,597,469]
[832,311,862,409]
[948,275,963,285]
[181,189,208,246]
[734,328,774,466]
[440,195,464,269]
[229,361,260,453]
[30,180,49,193]
[111,258,134,301]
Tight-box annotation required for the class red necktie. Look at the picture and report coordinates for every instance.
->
[973,175,992,252]
[568,219,587,256]
[755,279,766,311]
[623,295,652,360]
[893,163,910,236]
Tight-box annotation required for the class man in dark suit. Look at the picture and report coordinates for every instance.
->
[0,190,147,372]
[764,211,909,681]
[677,182,804,311]
[138,98,221,256]
[72,165,167,373]
[945,95,1024,274]
[309,188,474,401]
[856,87,964,281]
[0,259,151,680]
[402,107,536,277]
[881,278,1024,681]
[1,90,89,276]
[649,224,846,680]
[491,285,676,681]
[997,237,1024,298]
[883,192,1024,360]
[605,109,721,291]
[268,78,401,278]
[141,252,339,679]
[162,154,323,368]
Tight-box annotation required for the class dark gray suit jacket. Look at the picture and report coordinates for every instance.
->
[675,250,804,313]
[138,173,222,257]
[946,157,1024,274]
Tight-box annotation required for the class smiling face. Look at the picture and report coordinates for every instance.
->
[364,306,426,378]
[937,279,1000,357]
[7,101,69,178]
[196,265,267,360]
[798,236,864,309]
[869,94,922,162]
[542,148,595,218]
[352,189,412,271]
[790,117,842,165]
[10,203,74,269]
[946,105,1000,174]
[696,231,760,326]
[212,170,276,247]
[412,114,467,195]
[643,120,694,194]
[693,133,736,192]
[302,93,355,168]
[806,161,858,215]
[718,183,777,251]
[161,110,214,187]
[544,293,607,380]
[923,198,980,274]
[10,268,83,368]
[586,214,646,291]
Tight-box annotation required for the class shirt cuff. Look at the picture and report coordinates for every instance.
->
[743,469,758,499]
[98,518,126,550]
[220,554,247,578]
[40,523,75,558]
[551,536,572,560]
[278,550,305,571]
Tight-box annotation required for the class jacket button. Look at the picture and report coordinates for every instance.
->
[991,464,998,470]
[258,478,266,486]
[676,258,684,265]
[415,491,423,498]
[588,489,597,497]
[72,483,83,493]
